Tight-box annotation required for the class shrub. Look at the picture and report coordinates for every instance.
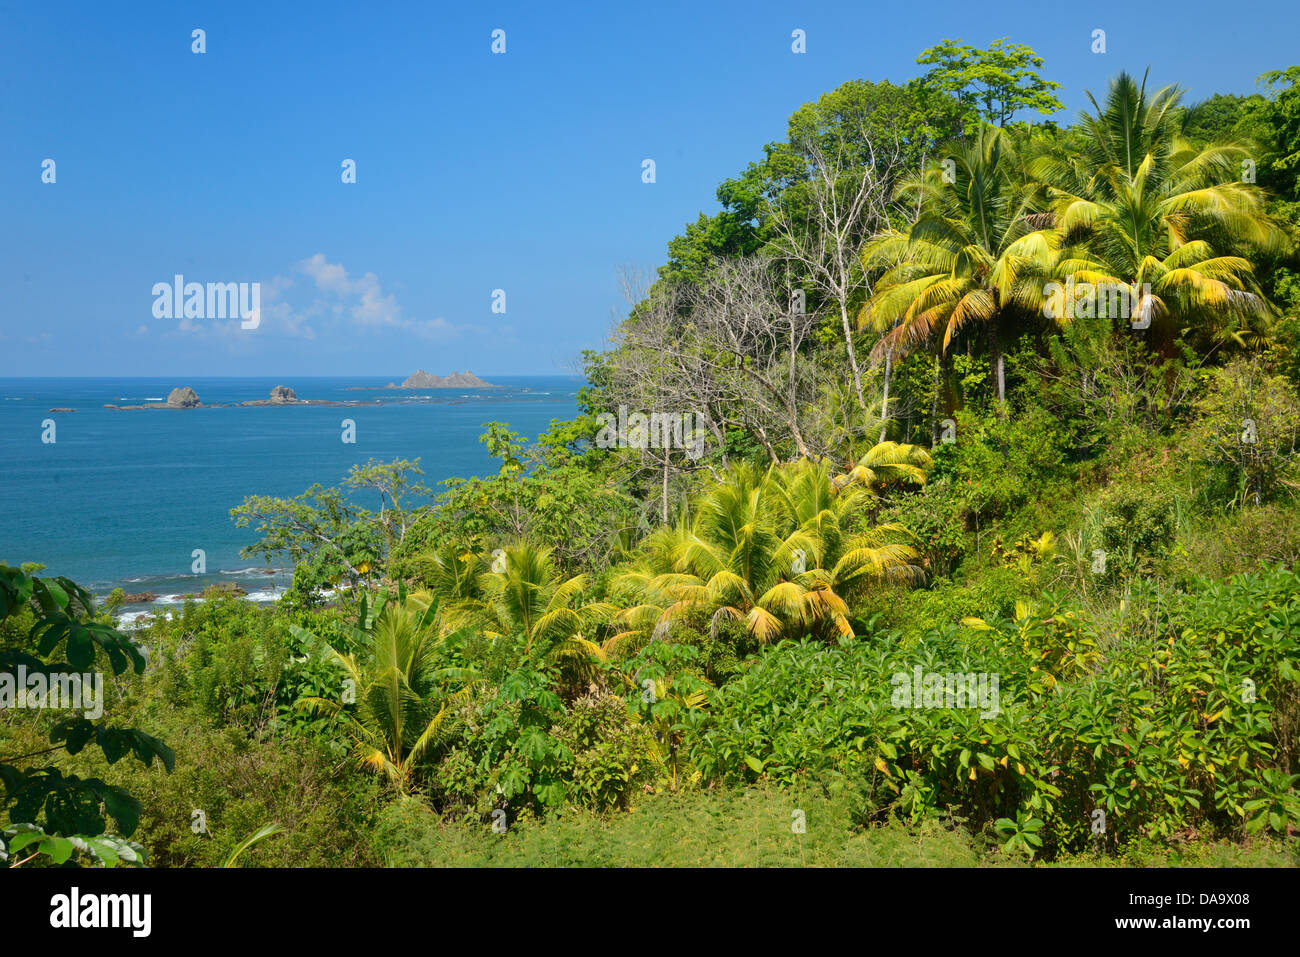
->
[551,691,655,810]
[679,566,1300,857]
[1190,360,1300,508]
[95,722,378,867]
[1169,501,1300,583]
[1092,480,1178,580]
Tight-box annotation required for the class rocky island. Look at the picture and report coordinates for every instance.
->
[105,386,367,410]
[102,376,499,410]
[344,370,497,390]
[395,370,492,388]
[240,385,301,406]
[105,387,206,410]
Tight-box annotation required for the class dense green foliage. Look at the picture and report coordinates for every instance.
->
[1,565,173,867]
[6,39,1300,868]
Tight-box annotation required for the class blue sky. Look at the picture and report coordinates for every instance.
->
[2,0,1297,376]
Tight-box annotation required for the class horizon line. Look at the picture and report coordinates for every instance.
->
[0,373,585,379]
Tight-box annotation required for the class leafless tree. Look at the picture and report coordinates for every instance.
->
[768,127,908,415]
[607,268,726,521]
[609,255,822,473]
[684,254,820,459]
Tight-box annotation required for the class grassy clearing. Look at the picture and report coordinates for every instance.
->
[374,787,1297,868]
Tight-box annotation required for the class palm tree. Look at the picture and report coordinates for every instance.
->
[411,541,485,607]
[1028,71,1284,354]
[610,455,924,648]
[470,542,615,665]
[771,457,926,600]
[294,590,474,791]
[830,440,933,495]
[860,126,1056,406]
[408,542,615,692]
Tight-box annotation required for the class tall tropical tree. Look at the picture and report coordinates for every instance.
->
[1028,71,1284,353]
[860,126,1056,406]
[915,38,1064,131]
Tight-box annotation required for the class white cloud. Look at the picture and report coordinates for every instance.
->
[297,253,350,294]
[291,253,461,339]
[168,255,462,344]
[295,253,402,327]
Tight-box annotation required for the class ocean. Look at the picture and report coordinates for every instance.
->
[0,376,581,616]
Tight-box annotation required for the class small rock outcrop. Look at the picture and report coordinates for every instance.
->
[166,387,201,408]
[202,582,247,599]
[239,386,312,407]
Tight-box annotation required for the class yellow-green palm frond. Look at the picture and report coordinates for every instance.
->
[645,572,707,600]
[801,583,850,619]
[532,606,582,643]
[295,695,345,719]
[756,580,809,622]
[552,636,607,663]
[742,605,785,644]
[837,442,932,492]
[601,628,650,659]
[801,585,854,638]
[832,541,924,587]
[703,568,752,605]
[545,573,589,612]
[941,287,998,351]
[406,701,450,767]
[614,602,667,630]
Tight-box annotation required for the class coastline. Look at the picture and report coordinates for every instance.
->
[2,375,582,603]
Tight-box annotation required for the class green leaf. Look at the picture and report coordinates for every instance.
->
[39,835,75,864]
[223,823,283,868]
[7,831,43,853]
[66,627,94,670]
[98,786,142,836]
[85,837,120,867]
[34,579,69,615]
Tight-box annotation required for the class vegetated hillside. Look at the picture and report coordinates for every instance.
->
[4,42,1300,868]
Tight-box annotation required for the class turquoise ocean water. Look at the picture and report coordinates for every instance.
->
[0,376,580,615]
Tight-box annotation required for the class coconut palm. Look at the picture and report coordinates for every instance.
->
[411,541,612,663]
[471,542,616,665]
[623,462,821,643]
[770,458,926,597]
[829,440,933,495]
[860,126,1056,405]
[411,541,485,607]
[610,455,924,648]
[1027,71,1284,353]
[294,590,474,791]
